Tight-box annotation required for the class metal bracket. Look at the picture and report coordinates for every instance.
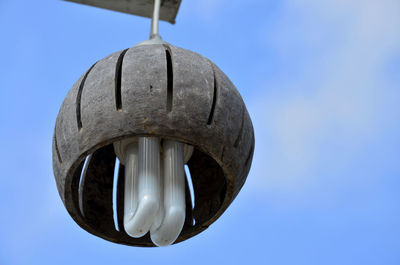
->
[63,0,182,24]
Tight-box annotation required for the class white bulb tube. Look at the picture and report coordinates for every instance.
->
[150,157,164,233]
[123,143,139,236]
[124,137,161,238]
[151,140,185,246]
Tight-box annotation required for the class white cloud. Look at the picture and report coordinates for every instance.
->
[247,0,400,195]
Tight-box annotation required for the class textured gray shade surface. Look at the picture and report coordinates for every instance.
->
[63,0,181,23]
[52,43,255,246]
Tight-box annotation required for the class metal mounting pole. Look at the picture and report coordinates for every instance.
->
[136,0,168,46]
[150,0,161,40]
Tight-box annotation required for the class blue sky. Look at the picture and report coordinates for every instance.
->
[1,0,400,264]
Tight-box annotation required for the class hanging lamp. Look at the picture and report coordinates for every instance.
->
[53,0,255,247]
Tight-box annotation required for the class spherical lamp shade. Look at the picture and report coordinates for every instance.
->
[52,43,254,246]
